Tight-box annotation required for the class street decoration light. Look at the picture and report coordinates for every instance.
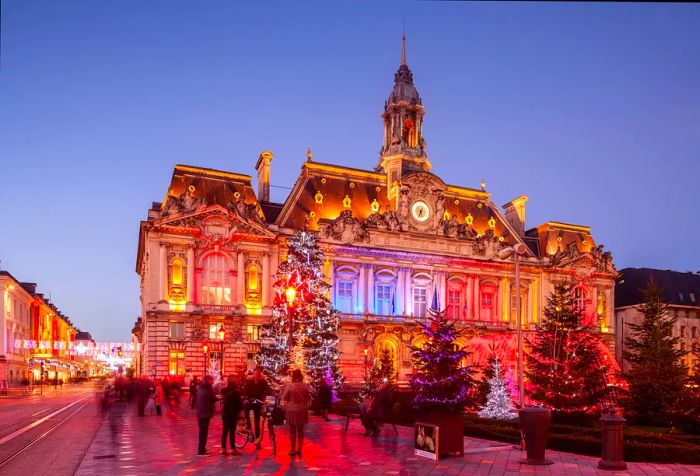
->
[285,284,298,364]
[217,325,225,374]
[498,243,528,408]
[363,346,369,381]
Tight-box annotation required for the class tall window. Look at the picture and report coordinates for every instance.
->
[376,283,393,315]
[335,281,354,313]
[201,254,232,305]
[413,287,427,318]
[247,324,261,341]
[573,287,587,313]
[209,323,224,340]
[172,259,183,285]
[169,350,185,376]
[169,321,185,339]
[447,289,462,320]
[480,291,494,321]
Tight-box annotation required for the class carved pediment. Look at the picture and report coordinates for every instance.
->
[158,205,275,240]
[550,242,615,274]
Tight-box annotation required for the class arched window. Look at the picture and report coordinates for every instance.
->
[446,279,465,320]
[375,339,398,378]
[201,254,232,305]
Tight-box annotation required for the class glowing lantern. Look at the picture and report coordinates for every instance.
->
[202,344,209,355]
[218,325,225,341]
[285,286,297,306]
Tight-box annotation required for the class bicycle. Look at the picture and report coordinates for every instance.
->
[235,396,282,455]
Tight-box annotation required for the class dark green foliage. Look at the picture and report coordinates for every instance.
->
[359,347,398,401]
[623,279,688,426]
[409,307,475,414]
[526,283,612,412]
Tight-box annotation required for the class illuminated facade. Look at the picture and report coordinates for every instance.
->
[0,271,33,386]
[134,42,618,387]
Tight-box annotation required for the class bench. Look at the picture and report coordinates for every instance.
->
[343,406,399,435]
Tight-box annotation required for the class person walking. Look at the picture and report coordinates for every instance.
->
[154,379,165,416]
[189,376,199,409]
[368,382,393,437]
[220,376,242,456]
[318,378,332,421]
[281,369,310,457]
[243,367,269,449]
[196,375,217,456]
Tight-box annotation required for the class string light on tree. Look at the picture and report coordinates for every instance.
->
[478,355,516,420]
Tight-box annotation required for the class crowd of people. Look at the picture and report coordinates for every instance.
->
[107,368,394,458]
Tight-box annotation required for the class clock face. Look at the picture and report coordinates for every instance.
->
[411,200,431,222]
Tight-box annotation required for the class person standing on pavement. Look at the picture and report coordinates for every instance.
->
[196,375,217,456]
[281,369,310,457]
[220,376,242,456]
[318,378,332,421]
[189,376,199,409]
[243,367,269,449]
[154,379,165,416]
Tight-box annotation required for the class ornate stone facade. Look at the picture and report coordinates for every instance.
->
[134,46,619,389]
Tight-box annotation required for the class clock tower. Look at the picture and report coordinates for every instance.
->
[376,35,432,205]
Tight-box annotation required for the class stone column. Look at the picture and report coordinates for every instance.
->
[404,268,413,317]
[237,251,245,305]
[358,264,366,314]
[395,267,405,316]
[366,264,375,315]
[439,271,447,312]
[187,246,195,304]
[159,242,167,302]
[473,277,480,321]
[466,275,473,320]
[262,252,270,307]
[526,280,534,326]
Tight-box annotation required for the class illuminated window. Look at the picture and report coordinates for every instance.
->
[480,291,494,321]
[248,266,259,291]
[247,324,261,341]
[209,324,224,340]
[376,283,393,315]
[169,321,185,339]
[413,287,427,318]
[172,259,183,285]
[201,254,232,305]
[335,281,354,313]
[447,289,462,320]
[169,350,185,376]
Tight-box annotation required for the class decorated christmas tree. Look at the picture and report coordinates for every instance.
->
[526,283,611,412]
[258,227,343,392]
[478,355,516,420]
[359,347,397,401]
[410,305,474,414]
[623,279,688,425]
[475,348,499,407]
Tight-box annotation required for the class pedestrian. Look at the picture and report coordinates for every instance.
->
[221,376,242,456]
[196,375,217,456]
[136,377,149,417]
[367,382,393,437]
[154,379,165,416]
[243,367,269,449]
[281,369,310,457]
[318,378,332,421]
[359,393,374,436]
[189,376,198,409]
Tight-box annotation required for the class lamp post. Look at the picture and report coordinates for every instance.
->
[218,324,225,375]
[498,243,528,407]
[363,346,369,381]
[285,285,298,364]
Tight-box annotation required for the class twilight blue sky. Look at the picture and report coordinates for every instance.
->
[1,2,699,341]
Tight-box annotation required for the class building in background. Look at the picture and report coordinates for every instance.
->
[0,271,34,387]
[134,41,619,387]
[615,267,700,374]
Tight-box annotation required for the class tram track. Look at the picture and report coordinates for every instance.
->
[0,391,94,439]
[0,395,93,469]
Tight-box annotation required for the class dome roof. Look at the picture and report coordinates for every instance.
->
[388,63,421,105]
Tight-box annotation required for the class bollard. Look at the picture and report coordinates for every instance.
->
[519,407,553,465]
[598,414,627,470]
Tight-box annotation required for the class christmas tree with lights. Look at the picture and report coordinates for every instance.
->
[258,227,343,392]
[623,279,688,425]
[478,355,516,420]
[410,304,474,414]
[526,283,611,412]
[360,347,397,401]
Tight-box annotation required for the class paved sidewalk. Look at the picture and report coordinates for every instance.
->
[76,401,700,475]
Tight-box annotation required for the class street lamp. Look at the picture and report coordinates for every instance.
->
[363,346,369,381]
[285,285,298,362]
[218,325,225,375]
[498,243,528,408]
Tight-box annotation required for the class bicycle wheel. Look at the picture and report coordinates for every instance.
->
[235,420,251,449]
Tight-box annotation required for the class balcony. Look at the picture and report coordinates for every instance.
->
[338,313,523,331]
[196,304,241,315]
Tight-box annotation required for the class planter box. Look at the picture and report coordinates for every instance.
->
[416,413,464,459]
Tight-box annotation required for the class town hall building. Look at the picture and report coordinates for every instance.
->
[133,41,618,389]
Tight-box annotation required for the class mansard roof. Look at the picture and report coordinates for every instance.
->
[616,268,700,308]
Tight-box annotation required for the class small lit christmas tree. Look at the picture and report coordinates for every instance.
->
[359,347,397,401]
[410,306,474,414]
[478,355,516,420]
[526,283,611,412]
[208,360,222,388]
[259,226,343,392]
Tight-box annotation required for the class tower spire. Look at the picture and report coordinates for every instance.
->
[401,33,407,65]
